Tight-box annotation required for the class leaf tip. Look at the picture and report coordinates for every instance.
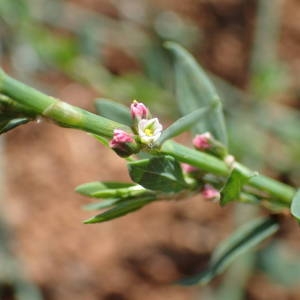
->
[163,40,175,50]
[82,217,98,224]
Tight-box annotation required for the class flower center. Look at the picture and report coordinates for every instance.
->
[144,128,153,136]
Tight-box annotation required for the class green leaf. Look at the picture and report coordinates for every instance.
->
[82,198,122,211]
[178,217,279,285]
[75,181,134,197]
[83,196,155,224]
[0,117,30,134]
[95,98,132,126]
[157,106,211,144]
[76,181,153,200]
[165,42,227,145]
[258,240,300,287]
[220,167,255,206]
[290,189,300,222]
[128,155,188,193]
[90,134,109,147]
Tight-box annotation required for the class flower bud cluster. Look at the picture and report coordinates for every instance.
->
[130,100,163,147]
[109,100,163,156]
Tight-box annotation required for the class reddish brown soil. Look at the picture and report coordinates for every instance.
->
[5,118,234,299]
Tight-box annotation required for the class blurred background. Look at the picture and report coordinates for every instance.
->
[1,0,300,299]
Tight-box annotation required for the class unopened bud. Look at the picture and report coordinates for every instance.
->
[181,163,198,173]
[193,132,227,159]
[193,132,212,150]
[109,129,138,157]
[201,184,220,201]
[130,100,149,120]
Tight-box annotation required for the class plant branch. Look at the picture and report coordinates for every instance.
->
[0,68,130,138]
[0,68,296,206]
[161,141,295,205]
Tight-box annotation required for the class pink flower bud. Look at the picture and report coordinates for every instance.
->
[193,132,212,150]
[109,129,134,148]
[181,163,198,173]
[130,100,149,120]
[201,184,220,200]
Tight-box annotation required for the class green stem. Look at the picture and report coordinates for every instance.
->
[161,141,295,205]
[249,174,294,205]
[0,68,130,138]
[161,140,229,176]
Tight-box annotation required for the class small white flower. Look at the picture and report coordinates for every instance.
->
[138,118,163,145]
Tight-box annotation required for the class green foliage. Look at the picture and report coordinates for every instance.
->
[77,181,157,223]
[0,0,29,25]
[28,25,79,68]
[107,74,173,117]
[220,167,255,206]
[177,217,279,285]
[0,117,30,134]
[0,94,36,134]
[95,99,132,127]
[161,141,229,176]
[82,198,121,211]
[258,240,300,287]
[78,182,153,199]
[290,189,300,222]
[76,181,135,198]
[128,155,188,193]
[83,196,155,224]
[157,107,210,145]
[251,64,289,100]
[165,42,227,145]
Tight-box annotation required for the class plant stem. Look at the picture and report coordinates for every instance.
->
[0,68,130,138]
[161,140,229,176]
[0,68,296,206]
[162,141,295,205]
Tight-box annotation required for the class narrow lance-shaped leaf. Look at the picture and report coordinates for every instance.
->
[128,155,188,193]
[220,166,256,206]
[290,189,300,222]
[90,134,109,147]
[165,42,227,145]
[258,241,300,287]
[75,181,134,197]
[82,198,122,211]
[177,217,279,286]
[95,98,132,126]
[0,118,30,134]
[83,196,155,224]
[157,106,211,145]
[75,181,144,198]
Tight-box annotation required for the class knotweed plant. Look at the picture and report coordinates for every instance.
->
[0,43,299,285]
